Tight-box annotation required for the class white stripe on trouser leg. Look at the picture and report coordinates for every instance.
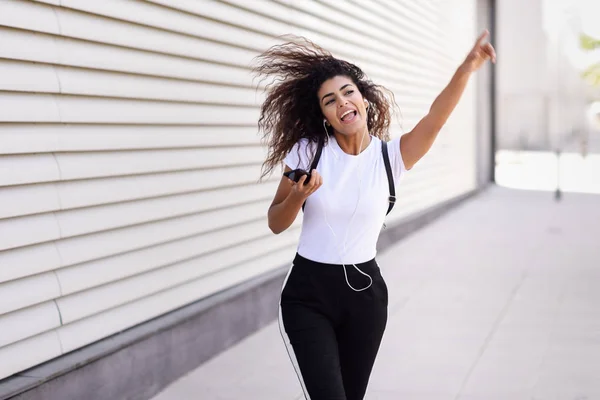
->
[278,264,311,400]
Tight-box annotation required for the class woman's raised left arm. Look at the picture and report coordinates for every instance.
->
[400,30,496,170]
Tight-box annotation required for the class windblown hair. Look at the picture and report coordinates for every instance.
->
[253,36,398,180]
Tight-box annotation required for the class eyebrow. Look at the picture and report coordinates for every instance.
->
[321,83,353,103]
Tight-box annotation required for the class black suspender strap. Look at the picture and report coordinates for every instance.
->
[301,139,324,212]
[381,141,396,216]
[309,138,324,173]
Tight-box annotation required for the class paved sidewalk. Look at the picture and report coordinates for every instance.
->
[152,186,600,400]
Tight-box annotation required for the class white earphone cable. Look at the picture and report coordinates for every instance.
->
[321,121,372,292]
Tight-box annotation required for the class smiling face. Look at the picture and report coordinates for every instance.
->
[317,75,368,137]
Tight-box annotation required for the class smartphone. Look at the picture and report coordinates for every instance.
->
[283,169,311,185]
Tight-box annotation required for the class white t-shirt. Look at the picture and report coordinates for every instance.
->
[283,135,407,264]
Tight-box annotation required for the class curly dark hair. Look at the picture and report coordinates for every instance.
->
[253,36,398,181]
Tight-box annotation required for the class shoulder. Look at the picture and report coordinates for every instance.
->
[372,136,399,154]
[284,138,318,170]
[293,137,313,151]
[378,135,407,182]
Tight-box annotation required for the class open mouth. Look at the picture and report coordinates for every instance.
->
[340,110,357,124]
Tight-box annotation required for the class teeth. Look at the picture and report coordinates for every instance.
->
[341,110,355,120]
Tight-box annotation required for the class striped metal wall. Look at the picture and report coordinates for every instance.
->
[0,0,478,380]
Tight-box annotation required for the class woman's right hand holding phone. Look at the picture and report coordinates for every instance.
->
[290,169,323,200]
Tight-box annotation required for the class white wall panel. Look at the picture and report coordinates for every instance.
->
[0,93,61,122]
[0,331,62,381]
[0,0,480,381]
[0,183,60,219]
[0,28,59,64]
[55,147,263,180]
[47,95,259,124]
[0,125,260,154]
[0,244,61,284]
[0,272,61,315]
[55,165,271,209]
[61,0,276,52]
[55,182,276,238]
[56,246,297,353]
[0,213,60,251]
[0,0,60,34]
[55,200,271,267]
[56,220,300,296]
[0,301,61,348]
[0,59,60,92]
[56,229,300,324]
[54,7,259,67]
[0,27,254,86]
[54,67,263,105]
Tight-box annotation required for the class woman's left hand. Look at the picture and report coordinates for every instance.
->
[462,30,496,72]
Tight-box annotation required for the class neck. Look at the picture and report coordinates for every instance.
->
[333,129,371,155]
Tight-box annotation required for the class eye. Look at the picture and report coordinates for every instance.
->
[345,90,354,96]
[325,99,334,105]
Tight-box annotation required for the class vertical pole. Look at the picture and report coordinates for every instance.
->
[555,148,561,201]
[489,0,497,184]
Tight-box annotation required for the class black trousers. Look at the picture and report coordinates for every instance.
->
[279,253,388,400]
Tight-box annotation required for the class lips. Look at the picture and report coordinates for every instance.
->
[339,109,358,124]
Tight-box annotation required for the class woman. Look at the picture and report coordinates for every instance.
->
[254,31,496,400]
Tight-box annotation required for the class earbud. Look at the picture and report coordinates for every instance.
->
[323,119,339,160]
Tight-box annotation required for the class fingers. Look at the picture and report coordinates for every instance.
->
[296,174,307,186]
[483,42,497,63]
[306,169,322,194]
[296,169,322,198]
[474,29,489,49]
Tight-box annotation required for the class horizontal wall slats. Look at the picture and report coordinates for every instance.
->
[0,60,263,105]
[0,59,60,92]
[0,27,255,87]
[55,182,277,238]
[54,200,271,267]
[0,244,61,284]
[56,246,296,354]
[56,229,300,324]
[0,93,261,124]
[0,213,60,252]
[0,301,61,348]
[0,148,264,187]
[0,183,60,220]
[60,0,277,52]
[55,165,270,209]
[147,0,445,84]
[0,0,60,34]
[275,0,446,71]
[55,6,259,67]
[55,219,300,297]
[0,125,261,155]
[0,272,61,315]
[0,165,273,220]
[0,331,62,381]
[54,147,264,180]
[0,92,61,122]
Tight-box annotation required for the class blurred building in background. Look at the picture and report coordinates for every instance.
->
[496,0,590,151]
[0,1,494,399]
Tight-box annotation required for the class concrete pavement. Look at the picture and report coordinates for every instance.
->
[152,186,600,400]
